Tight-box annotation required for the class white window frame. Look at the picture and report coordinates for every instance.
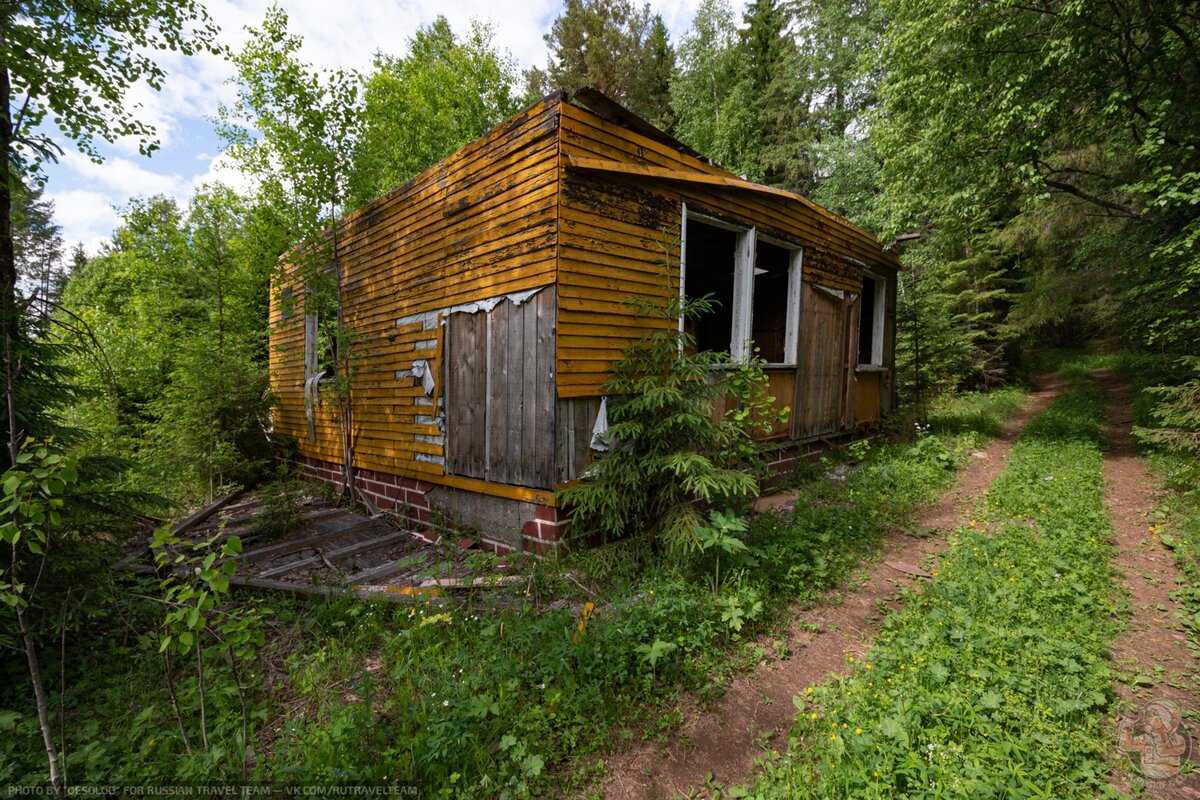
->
[858,269,887,368]
[755,232,804,367]
[680,204,803,366]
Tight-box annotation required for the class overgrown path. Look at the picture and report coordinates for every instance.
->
[1099,370,1200,797]
[600,377,1064,800]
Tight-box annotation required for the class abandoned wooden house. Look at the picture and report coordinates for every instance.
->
[268,89,901,554]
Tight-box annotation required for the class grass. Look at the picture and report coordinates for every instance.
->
[0,387,1026,796]
[747,367,1121,798]
[925,386,1026,439]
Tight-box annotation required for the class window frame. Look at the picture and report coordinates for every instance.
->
[679,203,803,366]
[304,265,339,385]
[857,268,887,368]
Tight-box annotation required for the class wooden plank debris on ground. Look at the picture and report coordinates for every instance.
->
[116,490,517,602]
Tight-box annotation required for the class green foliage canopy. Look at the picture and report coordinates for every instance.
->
[871,0,1200,352]
[352,17,526,206]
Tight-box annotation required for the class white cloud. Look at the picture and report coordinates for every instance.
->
[43,190,120,255]
[186,149,257,198]
[60,150,187,199]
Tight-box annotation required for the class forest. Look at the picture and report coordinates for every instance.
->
[2,0,1198,796]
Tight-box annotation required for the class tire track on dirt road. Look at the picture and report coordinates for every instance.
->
[599,376,1064,800]
[1098,370,1200,799]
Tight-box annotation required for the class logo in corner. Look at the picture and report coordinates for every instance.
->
[1117,698,1192,781]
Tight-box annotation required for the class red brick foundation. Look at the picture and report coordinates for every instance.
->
[296,456,559,555]
[297,432,869,555]
[521,505,568,555]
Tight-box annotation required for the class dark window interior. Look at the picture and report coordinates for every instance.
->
[751,240,791,363]
[281,287,294,321]
[858,274,877,364]
[685,220,737,353]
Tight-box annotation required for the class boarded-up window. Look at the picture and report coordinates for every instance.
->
[445,288,556,489]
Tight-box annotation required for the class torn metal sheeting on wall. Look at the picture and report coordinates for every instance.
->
[394,285,548,330]
[396,359,436,396]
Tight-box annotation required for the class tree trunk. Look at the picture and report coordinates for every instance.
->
[3,48,61,791]
[17,601,63,791]
[2,30,21,469]
[330,191,357,505]
[1,38,17,372]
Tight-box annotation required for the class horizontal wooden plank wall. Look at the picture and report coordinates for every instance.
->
[267,92,902,507]
[269,98,562,492]
[555,100,899,399]
[855,371,882,424]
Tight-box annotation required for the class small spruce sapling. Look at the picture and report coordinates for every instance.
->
[558,231,786,554]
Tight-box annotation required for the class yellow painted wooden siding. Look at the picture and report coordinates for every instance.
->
[555,100,899,398]
[855,370,883,424]
[269,98,562,483]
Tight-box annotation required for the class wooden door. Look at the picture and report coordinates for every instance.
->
[798,284,857,438]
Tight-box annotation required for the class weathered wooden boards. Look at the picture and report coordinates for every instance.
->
[269,98,562,484]
[798,284,859,438]
[126,492,516,600]
[555,100,899,400]
[445,288,556,489]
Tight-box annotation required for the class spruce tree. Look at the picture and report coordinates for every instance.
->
[529,0,675,126]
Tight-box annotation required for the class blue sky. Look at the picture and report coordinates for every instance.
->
[40,0,719,255]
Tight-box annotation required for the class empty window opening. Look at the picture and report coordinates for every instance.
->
[684,219,738,354]
[681,208,802,364]
[858,272,885,366]
[752,240,791,363]
[305,269,340,383]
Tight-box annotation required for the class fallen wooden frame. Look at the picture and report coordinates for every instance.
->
[113,493,525,604]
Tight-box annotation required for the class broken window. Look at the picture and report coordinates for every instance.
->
[857,272,886,366]
[683,218,739,354]
[752,239,794,364]
[302,271,337,443]
[304,267,340,385]
[304,269,341,439]
[681,207,802,364]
